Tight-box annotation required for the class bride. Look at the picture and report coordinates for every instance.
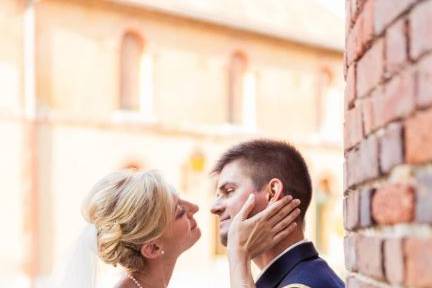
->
[55,169,300,288]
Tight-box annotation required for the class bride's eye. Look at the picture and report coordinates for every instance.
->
[175,205,186,219]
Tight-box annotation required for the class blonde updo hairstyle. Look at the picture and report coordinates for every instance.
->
[82,170,175,272]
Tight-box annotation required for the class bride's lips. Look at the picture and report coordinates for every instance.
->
[190,219,198,230]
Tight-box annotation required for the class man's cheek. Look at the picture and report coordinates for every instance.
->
[249,197,267,217]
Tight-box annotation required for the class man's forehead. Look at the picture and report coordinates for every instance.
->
[216,160,250,186]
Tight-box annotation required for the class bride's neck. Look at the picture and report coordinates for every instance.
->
[130,257,177,288]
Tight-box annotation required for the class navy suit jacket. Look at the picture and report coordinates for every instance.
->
[255,242,345,288]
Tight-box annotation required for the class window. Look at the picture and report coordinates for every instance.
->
[119,31,154,117]
[227,51,256,128]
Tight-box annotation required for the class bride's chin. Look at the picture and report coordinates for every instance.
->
[188,229,201,247]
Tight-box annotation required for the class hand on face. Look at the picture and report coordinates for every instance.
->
[226,193,301,259]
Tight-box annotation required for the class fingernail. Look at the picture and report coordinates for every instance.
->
[286,195,293,200]
[249,194,254,200]
[294,199,301,204]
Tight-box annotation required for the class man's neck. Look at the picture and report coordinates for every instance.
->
[252,228,305,270]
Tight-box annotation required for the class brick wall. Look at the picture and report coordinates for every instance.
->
[344,0,432,287]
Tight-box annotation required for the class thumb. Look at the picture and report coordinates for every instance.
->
[239,194,256,220]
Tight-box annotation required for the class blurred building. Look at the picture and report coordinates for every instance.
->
[0,0,344,287]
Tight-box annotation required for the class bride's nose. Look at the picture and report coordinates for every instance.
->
[185,200,199,215]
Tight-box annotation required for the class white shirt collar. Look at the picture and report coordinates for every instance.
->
[255,239,309,282]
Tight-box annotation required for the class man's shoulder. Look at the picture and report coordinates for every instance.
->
[281,257,344,288]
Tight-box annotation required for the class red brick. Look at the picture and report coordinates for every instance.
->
[346,1,377,65]
[375,69,415,126]
[344,190,360,230]
[379,122,403,174]
[372,183,415,225]
[357,236,384,280]
[350,0,367,26]
[358,135,379,180]
[405,238,432,287]
[346,276,378,288]
[374,0,416,35]
[416,54,432,108]
[344,234,358,272]
[346,135,379,187]
[346,149,360,188]
[384,238,404,285]
[410,1,432,59]
[347,0,375,62]
[360,187,374,227]
[346,0,353,34]
[347,19,362,65]
[361,98,373,135]
[344,52,348,80]
[344,105,363,150]
[350,0,359,24]
[362,87,383,133]
[385,18,408,75]
[357,39,384,98]
[344,161,348,193]
[360,0,375,48]
[415,170,432,223]
[405,108,432,164]
[346,276,359,288]
[345,64,356,109]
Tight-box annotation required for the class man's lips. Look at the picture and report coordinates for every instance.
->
[219,217,231,226]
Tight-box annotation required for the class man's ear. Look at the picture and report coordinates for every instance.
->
[140,241,164,259]
[266,178,284,202]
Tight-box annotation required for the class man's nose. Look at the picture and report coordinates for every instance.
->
[210,199,224,215]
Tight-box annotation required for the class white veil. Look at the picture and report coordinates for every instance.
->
[49,225,99,288]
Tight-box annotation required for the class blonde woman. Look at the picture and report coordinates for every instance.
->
[55,170,300,288]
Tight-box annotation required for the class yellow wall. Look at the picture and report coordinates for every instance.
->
[35,0,342,137]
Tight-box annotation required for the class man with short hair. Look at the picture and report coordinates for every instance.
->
[211,139,344,288]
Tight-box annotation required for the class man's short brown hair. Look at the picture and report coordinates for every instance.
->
[212,139,312,220]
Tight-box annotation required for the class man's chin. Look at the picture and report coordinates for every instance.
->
[220,233,228,247]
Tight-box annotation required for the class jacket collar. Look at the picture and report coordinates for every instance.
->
[255,242,318,288]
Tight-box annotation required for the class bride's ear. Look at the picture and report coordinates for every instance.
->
[265,178,284,203]
[140,242,165,259]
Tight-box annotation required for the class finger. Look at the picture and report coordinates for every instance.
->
[238,194,256,220]
[268,199,301,226]
[272,208,301,233]
[272,222,297,244]
[255,195,293,221]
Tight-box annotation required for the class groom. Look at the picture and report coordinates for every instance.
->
[210,139,344,288]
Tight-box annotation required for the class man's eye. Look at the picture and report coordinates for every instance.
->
[226,188,235,194]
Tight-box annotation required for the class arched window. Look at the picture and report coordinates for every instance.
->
[228,51,255,127]
[119,31,154,116]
